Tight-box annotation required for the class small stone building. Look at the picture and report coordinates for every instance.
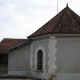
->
[1,5,80,80]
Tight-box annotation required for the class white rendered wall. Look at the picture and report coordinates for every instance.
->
[30,36,57,79]
[55,36,80,80]
[8,45,31,76]
[30,37,50,79]
[30,38,49,72]
[56,73,80,80]
[48,36,57,77]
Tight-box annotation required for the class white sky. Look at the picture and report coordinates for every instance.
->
[0,0,80,41]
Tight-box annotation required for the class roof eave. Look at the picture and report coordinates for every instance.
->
[28,33,80,39]
[7,39,32,51]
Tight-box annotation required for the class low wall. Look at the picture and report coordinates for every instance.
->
[0,75,41,80]
[56,73,80,80]
[0,66,8,73]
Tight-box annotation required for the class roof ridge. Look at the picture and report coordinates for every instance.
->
[51,6,68,33]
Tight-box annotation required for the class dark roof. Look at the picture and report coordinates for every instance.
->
[28,5,80,38]
[0,38,31,54]
[0,43,8,54]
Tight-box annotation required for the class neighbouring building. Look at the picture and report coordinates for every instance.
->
[0,38,31,75]
[1,5,80,80]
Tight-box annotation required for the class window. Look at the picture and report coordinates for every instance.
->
[37,50,43,70]
[0,54,8,66]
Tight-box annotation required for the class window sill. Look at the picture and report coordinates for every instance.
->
[36,70,44,72]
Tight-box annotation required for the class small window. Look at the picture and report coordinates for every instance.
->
[37,50,43,70]
[0,54,8,66]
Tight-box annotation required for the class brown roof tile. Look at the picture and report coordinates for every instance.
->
[0,38,28,54]
[1,38,28,49]
[28,5,80,38]
[0,43,8,54]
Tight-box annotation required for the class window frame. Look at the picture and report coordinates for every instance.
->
[37,50,43,70]
[0,54,8,66]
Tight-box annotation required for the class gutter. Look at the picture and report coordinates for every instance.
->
[7,39,33,51]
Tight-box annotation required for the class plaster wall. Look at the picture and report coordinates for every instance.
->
[30,37,50,79]
[56,73,80,80]
[30,38,49,72]
[48,36,57,74]
[30,36,57,79]
[31,36,80,80]
[55,36,80,73]
[8,44,31,76]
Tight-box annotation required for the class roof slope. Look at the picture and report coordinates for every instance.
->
[1,38,28,49]
[28,5,80,38]
[0,43,8,54]
[0,38,29,54]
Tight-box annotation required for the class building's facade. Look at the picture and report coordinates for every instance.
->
[0,38,31,76]
[29,35,80,80]
[8,43,31,76]
[28,5,80,80]
[1,5,80,80]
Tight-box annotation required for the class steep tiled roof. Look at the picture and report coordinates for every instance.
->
[28,5,80,38]
[0,38,29,54]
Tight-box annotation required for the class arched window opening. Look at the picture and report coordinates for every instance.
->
[37,50,43,70]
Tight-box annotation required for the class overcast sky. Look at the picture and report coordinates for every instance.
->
[0,0,80,41]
